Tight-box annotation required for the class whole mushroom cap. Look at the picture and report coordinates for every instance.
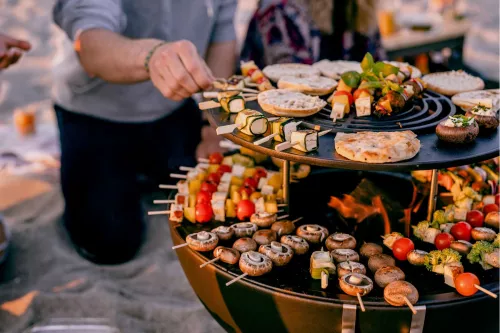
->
[374,266,405,288]
[186,231,219,252]
[213,246,240,265]
[239,251,273,276]
[296,224,329,244]
[339,273,373,296]
[251,212,277,228]
[360,243,383,258]
[271,221,296,236]
[435,121,479,144]
[280,235,309,255]
[368,254,396,273]
[233,237,257,252]
[258,241,294,266]
[211,226,235,241]
[253,229,277,246]
[331,249,360,263]
[325,233,357,251]
[384,281,419,306]
[231,222,258,238]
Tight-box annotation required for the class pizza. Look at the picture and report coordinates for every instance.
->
[257,89,327,117]
[451,89,500,111]
[312,60,362,79]
[277,75,338,95]
[422,70,485,96]
[334,131,421,163]
[262,63,320,82]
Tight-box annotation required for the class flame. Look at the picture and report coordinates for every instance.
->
[328,194,380,223]
[372,196,391,235]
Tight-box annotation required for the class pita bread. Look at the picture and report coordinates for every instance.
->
[385,61,422,78]
[312,60,362,79]
[277,75,338,95]
[257,89,327,117]
[451,89,500,111]
[422,70,485,96]
[335,131,421,163]
[262,64,320,82]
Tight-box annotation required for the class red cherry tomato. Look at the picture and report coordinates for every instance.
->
[455,273,480,296]
[217,164,232,175]
[495,194,500,207]
[200,181,217,194]
[483,204,499,215]
[466,210,484,228]
[208,152,223,165]
[206,172,221,184]
[334,90,354,105]
[195,203,213,223]
[196,191,212,205]
[253,167,267,181]
[243,177,258,189]
[392,238,415,261]
[434,233,454,250]
[239,185,254,197]
[353,89,370,101]
[451,221,472,242]
[236,199,255,221]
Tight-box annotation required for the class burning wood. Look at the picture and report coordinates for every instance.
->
[328,194,380,223]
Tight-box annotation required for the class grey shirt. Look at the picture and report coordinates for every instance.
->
[52,0,237,122]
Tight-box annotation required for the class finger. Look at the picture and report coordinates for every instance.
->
[6,49,22,65]
[153,58,191,99]
[4,35,31,51]
[150,66,185,101]
[0,55,11,69]
[176,43,214,90]
[162,50,200,95]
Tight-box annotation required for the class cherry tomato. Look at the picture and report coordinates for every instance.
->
[392,238,415,261]
[236,199,255,221]
[195,203,213,223]
[451,221,472,242]
[239,185,254,197]
[217,164,232,175]
[434,233,454,250]
[196,191,212,205]
[208,152,223,165]
[455,273,480,296]
[483,204,499,215]
[206,172,221,184]
[333,90,354,105]
[253,167,267,182]
[200,181,217,194]
[466,210,484,228]
[353,89,370,101]
[243,177,258,189]
[496,194,500,206]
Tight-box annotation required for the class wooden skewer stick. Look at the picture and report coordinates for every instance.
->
[277,203,288,207]
[172,243,189,250]
[170,173,187,179]
[357,293,366,312]
[179,166,195,171]
[226,273,248,286]
[159,184,177,189]
[277,209,284,213]
[318,129,332,137]
[291,217,304,224]
[219,140,241,150]
[198,100,221,110]
[148,210,170,216]
[267,117,280,122]
[404,297,417,314]
[198,158,210,163]
[277,214,290,220]
[321,270,328,289]
[216,124,242,135]
[275,141,300,152]
[475,284,498,298]
[153,200,175,204]
[244,96,258,102]
[200,257,219,268]
[253,133,275,146]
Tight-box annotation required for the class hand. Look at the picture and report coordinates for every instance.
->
[149,40,215,101]
[0,33,31,69]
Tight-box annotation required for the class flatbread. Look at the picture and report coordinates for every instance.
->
[277,75,338,95]
[257,89,327,117]
[385,61,422,78]
[422,70,485,96]
[262,64,320,82]
[335,131,421,163]
[312,60,361,79]
[451,89,500,111]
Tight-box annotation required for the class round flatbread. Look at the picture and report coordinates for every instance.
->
[312,60,361,79]
[385,61,422,78]
[257,89,327,118]
[335,131,421,164]
[451,89,500,112]
[277,75,338,95]
[422,70,485,96]
[262,64,320,82]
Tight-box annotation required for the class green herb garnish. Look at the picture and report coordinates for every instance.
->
[448,115,475,127]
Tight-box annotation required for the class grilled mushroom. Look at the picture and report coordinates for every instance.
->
[374,266,405,288]
[436,116,479,144]
[368,254,396,273]
[465,105,499,129]
[339,273,373,296]
[251,212,277,228]
[239,251,273,276]
[384,281,419,307]
[331,249,360,263]
[485,212,499,229]
[211,226,235,241]
[325,233,357,251]
[337,261,367,279]
[231,222,258,238]
[233,237,257,253]
[296,224,329,244]
[281,235,309,255]
[213,246,240,265]
[450,240,473,255]
[271,221,296,236]
[259,241,294,266]
[407,249,428,265]
[471,227,497,242]
[253,229,277,246]
[360,243,383,258]
[186,231,219,252]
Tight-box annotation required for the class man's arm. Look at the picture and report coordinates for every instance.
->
[0,33,31,69]
[205,40,236,79]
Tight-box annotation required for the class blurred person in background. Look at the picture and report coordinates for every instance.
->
[52,0,237,265]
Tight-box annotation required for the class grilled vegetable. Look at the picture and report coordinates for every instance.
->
[310,250,336,289]
[220,95,245,113]
[272,118,298,142]
[424,249,461,274]
[290,130,319,152]
[467,240,495,269]
[235,110,269,136]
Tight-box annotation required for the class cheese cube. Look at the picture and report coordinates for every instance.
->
[332,95,350,113]
[169,204,184,222]
[261,185,274,195]
[217,182,230,193]
[453,207,468,221]
[177,181,189,195]
[330,103,346,120]
[211,200,225,222]
[423,228,441,244]
[444,263,464,288]
[212,192,228,202]
[232,164,246,178]
[355,97,371,117]
[255,197,266,213]
[258,177,268,190]
[175,194,188,206]
[220,173,232,183]
[186,170,199,180]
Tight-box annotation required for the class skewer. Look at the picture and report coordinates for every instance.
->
[170,173,187,179]
[321,270,328,289]
[219,140,241,150]
[253,133,275,146]
[148,210,170,216]
[198,95,257,110]
[200,257,219,268]
[475,284,498,298]
[291,217,304,224]
[216,123,242,135]
[277,214,289,220]
[404,297,417,314]
[318,129,331,137]
[198,157,209,163]
[356,293,366,312]
[226,273,248,286]
[153,200,175,204]
[179,166,194,171]
[159,184,177,190]
[172,243,189,250]
[275,141,300,152]
[277,209,284,213]
[277,204,288,207]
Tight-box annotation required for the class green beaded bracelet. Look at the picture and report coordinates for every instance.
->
[144,42,167,73]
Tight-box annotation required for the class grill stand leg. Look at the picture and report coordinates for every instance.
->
[282,160,291,213]
[426,169,438,221]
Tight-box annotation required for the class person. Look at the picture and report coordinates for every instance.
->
[52,0,237,265]
[0,33,31,69]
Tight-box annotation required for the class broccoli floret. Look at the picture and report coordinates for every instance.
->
[462,187,482,202]
[444,205,455,223]
[432,210,447,226]
[440,248,461,265]
[424,250,442,271]
[424,249,461,273]
[467,241,494,264]
[412,221,430,240]
[493,234,500,248]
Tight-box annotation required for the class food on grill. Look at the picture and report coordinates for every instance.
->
[262,63,321,82]
[382,232,404,249]
[407,250,428,266]
[384,61,422,79]
[186,231,219,252]
[424,249,461,274]
[374,266,405,288]
[257,89,327,118]
[277,75,337,96]
[250,212,277,228]
[450,240,473,255]
[213,76,245,91]
[360,243,383,258]
[272,221,296,236]
[312,59,362,80]
[334,131,421,164]
[253,229,277,246]
[219,94,246,114]
[281,235,309,255]
[296,224,329,244]
[310,250,336,289]
[465,104,499,129]
[286,130,319,153]
[339,273,373,297]
[434,233,454,250]
[271,118,300,143]
[259,241,294,266]
[355,97,371,117]
[331,249,360,263]
[240,60,274,91]
[451,89,500,111]
[233,237,257,252]
[374,90,407,117]
[471,227,497,242]
[239,251,273,277]
[412,221,441,244]
[235,110,269,136]
[436,116,479,144]
[451,221,473,242]
[423,70,485,96]
[485,212,499,229]
[443,262,464,288]
[392,238,415,261]
[213,246,241,265]
[467,241,498,269]
[368,254,396,273]
[337,261,367,278]
[384,281,419,307]
[454,272,481,296]
[232,222,258,238]
[211,226,235,241]
[325,233,356,251]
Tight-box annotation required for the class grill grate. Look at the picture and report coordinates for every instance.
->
[301,91,455,133]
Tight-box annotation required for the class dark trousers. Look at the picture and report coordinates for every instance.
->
[55,100,201,264]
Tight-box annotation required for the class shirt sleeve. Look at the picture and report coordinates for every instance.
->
[53,0,127,41]
[210,0,237,43]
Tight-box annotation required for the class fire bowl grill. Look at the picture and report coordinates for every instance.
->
[168,170,499,333]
